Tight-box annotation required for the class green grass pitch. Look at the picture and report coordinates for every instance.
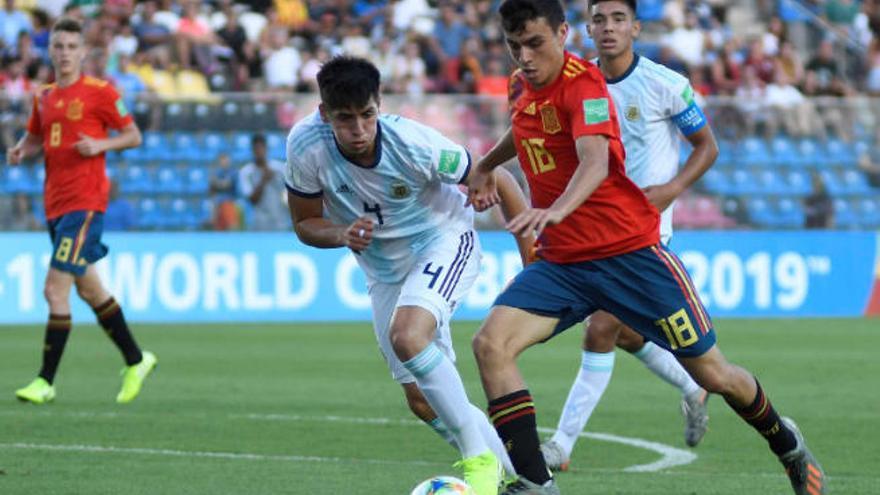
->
[1,318,877,494]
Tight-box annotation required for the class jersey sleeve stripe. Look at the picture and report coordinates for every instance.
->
[457,151,472,184]
[285,182,322,198]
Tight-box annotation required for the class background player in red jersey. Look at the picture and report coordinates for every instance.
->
[6,18,157,405]
[467,1,825,494]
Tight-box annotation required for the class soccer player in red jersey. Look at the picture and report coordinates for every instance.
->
[7,18,157,405]
[466,1,825,493]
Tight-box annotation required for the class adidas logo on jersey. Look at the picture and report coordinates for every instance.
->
[336,184,354,194]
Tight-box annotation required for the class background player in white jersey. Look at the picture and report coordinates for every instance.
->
[540,0,721,471]
[285,55,531,495]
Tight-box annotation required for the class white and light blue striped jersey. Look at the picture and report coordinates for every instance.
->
[598,54,708,242]
[285,110,474,284]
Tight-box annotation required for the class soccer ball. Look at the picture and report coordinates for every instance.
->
[410,475,475,495]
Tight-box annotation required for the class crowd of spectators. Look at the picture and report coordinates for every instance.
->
[1,1,880,105]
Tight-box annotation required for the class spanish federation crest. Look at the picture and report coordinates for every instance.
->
[66,98,84,121]
[625,104,640,121]
[540,104,562,134]
[390,181,410,199]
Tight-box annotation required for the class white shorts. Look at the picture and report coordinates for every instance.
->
[369,229,481,383]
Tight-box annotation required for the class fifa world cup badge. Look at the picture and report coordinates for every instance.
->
[540,104,562,134]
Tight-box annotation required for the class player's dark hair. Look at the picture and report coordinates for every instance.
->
[317,56,381,111]
[499,0,566,34]
[588,0,638,15]
[251,133,266,147]
[51,17,83,36]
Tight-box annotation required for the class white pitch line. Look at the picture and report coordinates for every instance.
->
[1,411,697,472]
[238,413,697,472]
[0,442,447,468]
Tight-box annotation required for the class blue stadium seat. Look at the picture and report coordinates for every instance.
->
[770,136,798,168]
[266,132,287,162]
[796,138,828,168]
[785,170,813,197]
[2,166,37,194]
[746,198,775,227]
[825,138,857,167]
[776,198,805,228]
[637,0,664,21]
[833,198,858,229]
[757,169,786,195]
[857,198,880,228]
[166,198,198,229]
[201,132,228,161]
[231,131,252,161]
[700,169,728,195]
[185,167,210,195]
[106,163,121,183]
[121,165,155,194]
[171,132,201,161]
[140,131,172,161]
[136,198,162,229]
[819,169,846,196]
[853,140,870,161]
[155,166,185,195]
[197,198,215,227]
[32,167,45,194]
[714,139,734,168]
[731,169,759,195]
[739,137,770,167]
[841,170,871,195]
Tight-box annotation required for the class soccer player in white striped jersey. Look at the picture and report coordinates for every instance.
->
[541,0,721,470]
[285,56,530,495]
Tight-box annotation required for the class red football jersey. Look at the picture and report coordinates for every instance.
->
[27,75,134,220]
[509,52,659,262]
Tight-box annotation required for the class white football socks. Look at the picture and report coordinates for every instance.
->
[403,343,488,459]
[632,341,700,397]
[551,351,615,456]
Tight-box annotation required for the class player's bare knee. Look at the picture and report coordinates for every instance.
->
[43,278,71,307]
[585,326,618,353]
[389,326,430,361]
[472,329,508,366]
[690,364,734,395]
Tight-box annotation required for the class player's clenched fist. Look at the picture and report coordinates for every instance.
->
[74,132,105,157]
[343,217,374,251]
[6,145,25,165]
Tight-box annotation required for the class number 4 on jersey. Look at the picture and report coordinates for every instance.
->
[363,202,384,225]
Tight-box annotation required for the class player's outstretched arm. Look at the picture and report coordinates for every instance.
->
[478,127,517,172]
[287,191,372,251]
[643,125,718,212]
[74,122,142,157]
[466,127,517,211]
[494,167,535,267]
[6,132,43,165]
